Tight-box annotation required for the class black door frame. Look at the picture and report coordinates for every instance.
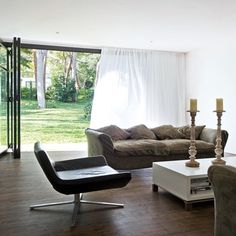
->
[12,37,21,158]
[0,37,21,158]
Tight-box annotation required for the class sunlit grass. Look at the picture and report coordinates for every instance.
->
[21,99,90,144]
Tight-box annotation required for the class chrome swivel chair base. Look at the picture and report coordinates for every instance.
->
[30,193,124,226]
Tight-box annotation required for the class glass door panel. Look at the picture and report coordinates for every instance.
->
[0,37,21,158]
[0,44,8,154]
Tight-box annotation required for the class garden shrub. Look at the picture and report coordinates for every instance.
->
[82,88,94,120]
[51,75,76,102]
[45,86,55,100]
[21,87,37,100]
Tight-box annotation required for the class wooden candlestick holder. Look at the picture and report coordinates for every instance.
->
[185,111,200,168]
[212,111,226,165]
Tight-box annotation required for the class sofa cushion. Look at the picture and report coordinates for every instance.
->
[97,125,130,141]
[178,125,206,139]
[159,139,215,155]
[200,128,217,143]
[195,140,215,153]
[126,124,156,140]
[151,125,185,140]
[114,139,169,156]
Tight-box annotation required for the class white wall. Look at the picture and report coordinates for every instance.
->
[186,46,236,153]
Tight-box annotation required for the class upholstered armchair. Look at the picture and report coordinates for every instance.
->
[208,165,236,236]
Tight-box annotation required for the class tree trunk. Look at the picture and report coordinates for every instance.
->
[43,53,47,93]
[35,50,47,108]
[65,53,73,80]
[71,52,78,102]
[33,51,37,84]
[63,52,68,78]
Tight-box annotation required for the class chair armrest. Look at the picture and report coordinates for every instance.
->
[85,128,114,156]
[208,165,236,183]
[208,164,236,236]
[54,155,107,171]
[199,128,228,150]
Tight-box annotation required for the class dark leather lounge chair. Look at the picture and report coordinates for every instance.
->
[30,141,131,226]
[208,165,236,236]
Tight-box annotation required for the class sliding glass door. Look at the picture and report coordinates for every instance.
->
[0,38,21,158]
[0,43,8,154]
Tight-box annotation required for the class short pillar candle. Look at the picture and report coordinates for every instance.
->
[216,98,223,111]
[190,99,197,112]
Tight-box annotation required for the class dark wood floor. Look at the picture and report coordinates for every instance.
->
[0,151,215,236]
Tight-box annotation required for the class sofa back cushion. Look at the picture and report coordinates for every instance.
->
[126,124,156,140]
[151,125,185,140]
[97,125,130,141]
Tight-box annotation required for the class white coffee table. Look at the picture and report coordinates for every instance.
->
[152,156,236,209]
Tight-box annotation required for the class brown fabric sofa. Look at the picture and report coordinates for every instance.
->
[85,124,228,170]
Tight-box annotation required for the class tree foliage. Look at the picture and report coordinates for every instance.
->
[21,48,34,78]
[21,49,100,117]
[77,53,99,89]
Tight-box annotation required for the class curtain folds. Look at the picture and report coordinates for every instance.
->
[90,48,186,129]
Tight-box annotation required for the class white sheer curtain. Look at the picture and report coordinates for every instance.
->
[90,48,186,129]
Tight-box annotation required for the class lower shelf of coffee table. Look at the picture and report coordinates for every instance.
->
[152,159,215,209]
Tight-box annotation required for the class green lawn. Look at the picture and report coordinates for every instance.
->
[21,99,90,144]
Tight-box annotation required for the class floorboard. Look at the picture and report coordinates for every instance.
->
[0,151,217,236]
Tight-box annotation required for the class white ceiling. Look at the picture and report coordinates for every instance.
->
[1,0,236,52]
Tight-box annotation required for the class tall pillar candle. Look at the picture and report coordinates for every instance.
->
[190,99,197,112]
[216,98,223,111]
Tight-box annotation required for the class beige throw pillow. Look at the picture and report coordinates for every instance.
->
[178,125,206,139]
[126,124,156,140]
[97,125,130,141]
[152,125,185,140]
